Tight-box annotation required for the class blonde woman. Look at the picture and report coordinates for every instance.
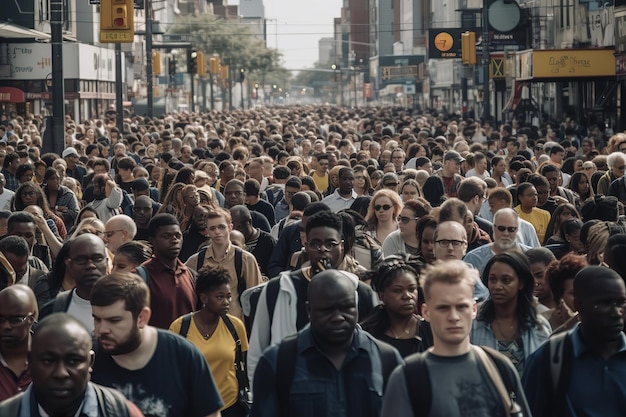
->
[365,189,403,245]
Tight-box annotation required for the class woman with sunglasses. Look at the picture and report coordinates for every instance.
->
[365,189,402,245]
[382,199,432,257]
[360,255,433,358]
[471,252,551,376]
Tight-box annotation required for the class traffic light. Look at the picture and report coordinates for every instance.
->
[100,0,134,43]
[220,65,229,80]
[188,50,197,74]
[462,31,477,65]
[209,57,220,75]
[152,51,161,76]
[239,68,245,83]
[197,52,206,77]
[168,58,176,75]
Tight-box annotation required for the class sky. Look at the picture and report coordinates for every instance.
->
[231,0,343,70]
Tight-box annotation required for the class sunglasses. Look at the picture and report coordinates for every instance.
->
[495,225,517,233]
[397,215,417,224]
[375,204,392,211]
[384,182,399,187]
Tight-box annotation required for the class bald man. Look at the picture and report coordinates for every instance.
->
[0,313,143,416]
[0,285,37,401]
[250,270,402,417]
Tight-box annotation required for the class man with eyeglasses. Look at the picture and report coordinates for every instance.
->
[104,214,136,252]
[464,208,531,275]
[185,208,263,320]
[523,266,626,417]
[247,210,379,384]
[0,285,37,401]
[39,234,109,335]
[321,167,358,212]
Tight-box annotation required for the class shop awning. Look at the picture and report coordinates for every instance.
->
[0,87,26,103]
[0,22,50,40]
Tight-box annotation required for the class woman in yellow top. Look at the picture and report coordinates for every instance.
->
[515,182,552,244]
[170,266,249,417]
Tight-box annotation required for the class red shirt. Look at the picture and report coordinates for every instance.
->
[0,354,30,402]
[143,257,197,329]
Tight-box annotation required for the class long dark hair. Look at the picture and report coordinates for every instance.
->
[478,251,539,331]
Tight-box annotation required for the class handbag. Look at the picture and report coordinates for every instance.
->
[222,315,252,413]
[473,345,523,417]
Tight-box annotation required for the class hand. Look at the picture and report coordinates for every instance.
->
[57,205,68,213]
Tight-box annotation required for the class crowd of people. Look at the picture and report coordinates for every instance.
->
[0,106,626,416]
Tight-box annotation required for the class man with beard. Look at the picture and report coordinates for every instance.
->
[0,313,144,417]
[321,167,358,212]
[90,273,222,417]
[39,234,109,335]
[463,208,531,275]
[247,211,379,383]
[523,266,626,417]
[250,270,401,417]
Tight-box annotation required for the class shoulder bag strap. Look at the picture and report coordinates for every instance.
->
[473,345,513,416]
[222,315,249,391]
[178,313,193,338]
[403,352,431,417]
[276,335,298,417]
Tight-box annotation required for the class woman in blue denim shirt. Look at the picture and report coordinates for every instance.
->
[471,251,551,376]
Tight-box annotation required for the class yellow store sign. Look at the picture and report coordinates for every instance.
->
[532,50,615,78]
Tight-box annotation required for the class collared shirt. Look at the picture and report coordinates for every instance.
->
[251,326,401,417]
[1,169,18,192]
[321,189,359,212]
[0,352,30,402]
[143,257,196,329]
[17,383,97,417]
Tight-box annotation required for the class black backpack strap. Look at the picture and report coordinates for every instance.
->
[234,247,244,297]
[276,335,298,417]
[403,352,431,417]
[197,247,208,271]
[93,384,131,417]
[479,346,520,401]
[371,338,400,391]
[178,313,193,338]
[53,289,73,313]
[545,332,573,417]
[222,315,250,391]
[135,266,150,286]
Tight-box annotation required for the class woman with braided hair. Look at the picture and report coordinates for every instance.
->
[360,254,433,357]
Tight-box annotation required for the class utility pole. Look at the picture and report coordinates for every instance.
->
[50,0,65,156]
[145,0,153,118]
[482,1,491,119]
[115,43,123,133]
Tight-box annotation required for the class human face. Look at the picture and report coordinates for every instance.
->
[112,253,136,273]
[402,185,419,202]
[379,271,418,318]
[93,300,143,356]
[551,151,565,164]
[493,213,518,251]
[494,160,507,176]
[4,252,28,279]
[535,185,549,206]
[132,199,153,227]
[317,158,329,173]
[103,226,128,252]
[19,169,34,184]
[182,188,200,208]
[20,186,38,206]
[29,324,93,415]
[206,216,232,246]
[611,157,626,178]
[307,280,357,347]
[306,226,344,274]
[192,207,210,231]
[66,238,108,298]
[518,186,538,210]
[224,185,244,208]
[486,261,523,306]
[544,171,559,192]
[8,221,36,249]
[248,161,263,181]
[576,174,590,198]
[444,159,461,176]
[201,283,232,316]
[46,172,61,190]
[221,164,235,183]
[373,196,394,223]
[150,224,182,260]
[284,186,299,205]
[392,151,405,169]
[419,226,436,264]
[530,262,550,301]
[398,208,418,240]
[0,293,36,349]
[434,223,468,261]
[422,281,477,350]
[576,276,626,343]
[338,170,354,195]
[354,172,366,191]
[565,228,584,253]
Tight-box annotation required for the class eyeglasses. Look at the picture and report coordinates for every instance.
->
[0,313,34,327]
[397,215,418,224]
[21,191,37,197]
[375,204,392,211]
[593,300,626,313]
[435,239,466,248]
[69,255,106,266]
[495,225,517,233]
[104,229,124,238]
[307,240,343,251]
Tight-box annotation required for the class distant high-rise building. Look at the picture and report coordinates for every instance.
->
[239,0,265,18]
[319,38,334,66]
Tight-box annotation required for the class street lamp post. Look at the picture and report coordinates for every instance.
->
[145,0,153,118]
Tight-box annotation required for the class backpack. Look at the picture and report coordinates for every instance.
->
[136,246,244,299]
[275,333,399,417]
[265,185,284,207]
[402,346,521,417]
[542,331,573,417]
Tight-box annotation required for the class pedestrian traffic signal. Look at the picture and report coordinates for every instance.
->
[197,52,206,77]
[188,50,197,74]
[462,31,477,65]
[152,51,161,76]
[100,0,134,43]
[239,68,245,83]
[168,58,176,75]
